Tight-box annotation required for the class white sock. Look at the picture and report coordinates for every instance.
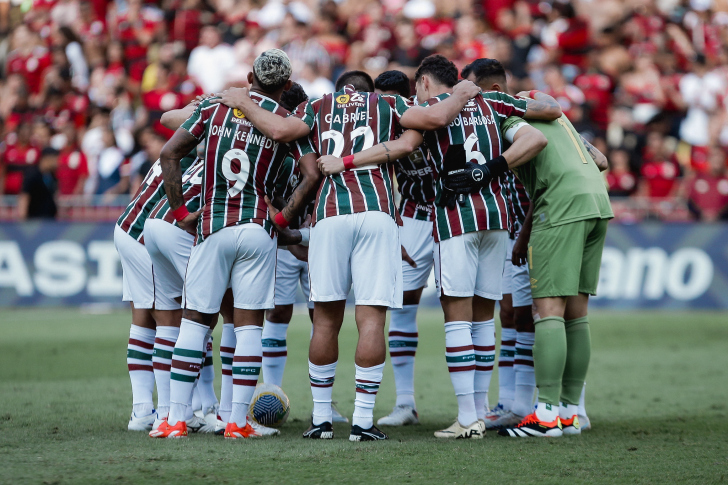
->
[168,319,208,426]
[498,327,517,411]
[559,402,579,420]
[219,323,235,422]
[197,332,218,412]
[128,324,156,418]
[472,319,496,420]
[229,326,262,427]
[388,305,418,409]
[262,321,289,387]
[536,402,558,422]
[444,321,477,426]
[578,382,587,417]
[352,363,384,429]
[309,361,337,425]
[152,325,179,419]
[512,331,536,418]
[190,386,200,418]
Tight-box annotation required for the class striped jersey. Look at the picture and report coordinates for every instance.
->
[292,84,411,224]
[395,146,437,222]
[271,154,313,227]
[182,94,309,242]
[116,151,197,241]
[420,91,528,241]
[149,158,204,226]
[503,170,530,237]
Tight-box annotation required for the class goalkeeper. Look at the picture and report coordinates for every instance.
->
[444,93,612,438]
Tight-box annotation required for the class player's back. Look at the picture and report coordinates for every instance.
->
[182,94,291,241]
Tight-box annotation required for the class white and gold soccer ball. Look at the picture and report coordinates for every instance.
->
[248,383,291,428]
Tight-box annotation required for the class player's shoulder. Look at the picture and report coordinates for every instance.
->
[251,92,290,118]
[420,93,451,108]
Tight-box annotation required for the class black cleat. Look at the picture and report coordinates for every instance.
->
[349,424,388,442]
[302,420,334,439]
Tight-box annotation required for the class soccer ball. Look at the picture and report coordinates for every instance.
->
[248,383,290,428]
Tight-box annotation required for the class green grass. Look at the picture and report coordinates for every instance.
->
[0,309,726,484]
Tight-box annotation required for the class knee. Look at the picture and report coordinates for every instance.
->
[266,305,293,324]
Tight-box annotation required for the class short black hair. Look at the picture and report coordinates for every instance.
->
[280,82,309,112]
[335,70,374,92]
[374,70,411,97]
[463,58,507,88]
[414,54,458,88]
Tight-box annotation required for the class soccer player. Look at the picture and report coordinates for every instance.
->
[151,49,312,439]
[444,89,611,438]
[218,69,481,441]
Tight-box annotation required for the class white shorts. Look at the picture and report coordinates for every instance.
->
[185,224,277,313]
[502,237,533,307]
[143,219,194,311]
[434,229,508,300]
[308,211,403,308]
[400,216,435,292]
[275,248,313,309]
[114,225,154,309]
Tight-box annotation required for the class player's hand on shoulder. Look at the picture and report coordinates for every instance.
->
[179,208,202,235]
[453,80,480,99]
[218,87,251,111]
[317,155,345,176]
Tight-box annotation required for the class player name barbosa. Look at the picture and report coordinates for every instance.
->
[450,114,497,127]
[210,125,279,149]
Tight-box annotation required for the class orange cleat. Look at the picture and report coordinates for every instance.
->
[149,418,188,438]
[224,421,257,439]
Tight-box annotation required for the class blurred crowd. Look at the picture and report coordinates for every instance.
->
[1,0,728,221]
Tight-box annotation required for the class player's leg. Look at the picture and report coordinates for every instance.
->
[379,217,433,426]
[115,225,157,431]
[433,232,482,439]
[495,240,517,415]
[226,224,279,439]
[217,289,235,433]
[472,230,508,424]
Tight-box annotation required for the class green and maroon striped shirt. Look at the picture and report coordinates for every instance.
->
[395,147,437,222]
[420,91,528,242]
[503,170,530,238]
[292,84,411,224]
[149,158,204,226]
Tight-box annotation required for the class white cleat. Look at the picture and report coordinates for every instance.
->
[434,420,483,439]
[128,411,156,431]
[331,401,349,423]
[186,414,207,433]
[197,405,218,434]
[215,417,227,435]
[483,403,506,427]
[485,411,524,430]
[249,419,280,437]
[377,405,419,426]
[578,414,590,431]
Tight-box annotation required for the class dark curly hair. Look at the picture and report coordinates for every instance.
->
[414,54,458,88]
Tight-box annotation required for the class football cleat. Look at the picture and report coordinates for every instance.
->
[579,414,591,431]
[483,403,506,425]
[561,414,581,435]
[331,401,349,423]
[302,421,334,439]
[377,405,419,426]
[349,424,388,442]
[498,412,563,438]
[128,411,156,431]
[485,411,524,430]
[434,420,483,439]
[214,416,227,436]
[149,419,188,438]
[197,405,218,434]
[224,421,255,439]
[248,419,280,437]
[186,414,207,433]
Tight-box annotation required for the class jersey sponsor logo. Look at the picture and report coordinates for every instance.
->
[463,99,478,112]
[233,108,246,119]
[335,92,366,107]
[400,166,433,177]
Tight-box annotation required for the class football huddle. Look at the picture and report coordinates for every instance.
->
[115,47,612,442]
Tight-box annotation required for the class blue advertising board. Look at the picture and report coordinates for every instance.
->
[1,221,727,309]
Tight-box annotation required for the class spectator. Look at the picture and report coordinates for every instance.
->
[0,123,40,195]
[296,62,335,100]
[543,64,586,120]
[95,127,129,197]
[187,25,236,93]
[686,147,728,221]
[606,148,638,197]
[18,147,58,220]
[56,125,89,197]
[638,132,682,199]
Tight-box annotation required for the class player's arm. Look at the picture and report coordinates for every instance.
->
[399,80,481,131]
[217,87,311,143]
[580,134,608,172]
[159,129,202,233]
[512,204,533,267]
[317,130,424,176]
[502,125,548,170]
[160,104,197,131]
[273,152,322,229]
[517,91,562,121]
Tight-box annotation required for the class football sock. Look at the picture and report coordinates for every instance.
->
[561,317,591,406]
[388,305,418,409]
[472,319,496,420]
[262,321,289,388]
[168,319,208,426]
[309,361,337,425]
[444,321,477,426]
[127,324,156,418]
[535,401,558,422]
[197,332,218,412]
[230,325,263,427]
[152,325,179,420]
[533,317,566,407]
[498,327,517,411]
[352,363,384,429]
[512,331,536,418]
[559,402,579,420]
[191,386,201,416]
[219,323,235,423]
[578,382,588,417]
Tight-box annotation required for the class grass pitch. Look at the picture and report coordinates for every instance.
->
[0,308,726,484]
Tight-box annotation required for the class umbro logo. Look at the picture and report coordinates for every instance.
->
[471,168,484,182]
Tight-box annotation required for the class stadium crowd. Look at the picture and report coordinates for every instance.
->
[1,0,728,221]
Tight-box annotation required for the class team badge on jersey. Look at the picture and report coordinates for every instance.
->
[233,108,246,119]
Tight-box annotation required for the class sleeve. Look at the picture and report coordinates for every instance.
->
[291,99,317,130]
[382,94,412,121]
[501,116,529,143]
[181,100,213,140]
[480,92,528,119]
[288,134,316,161]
